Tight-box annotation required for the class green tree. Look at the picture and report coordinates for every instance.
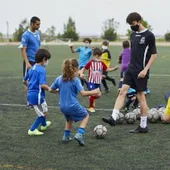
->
[102,18,119,41]
[62,17,79,41]
[164,32,170,42]
[45,25,56,41]
[13,19,29,41]
[126,19,153,39]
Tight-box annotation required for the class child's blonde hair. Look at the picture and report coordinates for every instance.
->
[62,59,79,81]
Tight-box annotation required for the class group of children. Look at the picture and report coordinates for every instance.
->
[24,38,151,146]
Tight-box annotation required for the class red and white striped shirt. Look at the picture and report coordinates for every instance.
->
[85,60,107,84]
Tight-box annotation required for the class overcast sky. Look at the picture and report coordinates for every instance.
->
[0,0,169,36]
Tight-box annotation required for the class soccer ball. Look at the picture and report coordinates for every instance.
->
[133,108,140,120]
[116,112,125,124]
[93,125,107,139]
[158,107,165,120]
[125,112,136,124]
[147,108,159,123]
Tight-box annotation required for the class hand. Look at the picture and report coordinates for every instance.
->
[26,62,32,70]
[93,88,100,95]
[137,69,147,78]
[80,73,85,78]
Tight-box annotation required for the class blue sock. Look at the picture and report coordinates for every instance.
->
[77,127,85,135]
[30,117,42,131]
[64,130,71,137]
[118,81,123,89]
[41,116,47,127]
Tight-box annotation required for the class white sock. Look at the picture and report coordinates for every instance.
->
[111,109,119,121]
[140,116,147,128]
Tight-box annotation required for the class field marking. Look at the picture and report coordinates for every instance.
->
[0,103,112,112]
[0,164,53,170]
[1,73,170,79]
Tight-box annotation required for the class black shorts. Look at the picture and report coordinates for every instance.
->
[23,61,35,77]
[123,70,148,92]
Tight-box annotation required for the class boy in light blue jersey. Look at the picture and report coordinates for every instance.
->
[23,49,51,136]
[19,16,41,108]
[69,38,92,87]
[50,59,100,146]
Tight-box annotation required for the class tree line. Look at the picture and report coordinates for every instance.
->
[2,16,170,42]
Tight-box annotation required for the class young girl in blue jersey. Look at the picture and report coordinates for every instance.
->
[23,49,51,136]
[49,59,100,146]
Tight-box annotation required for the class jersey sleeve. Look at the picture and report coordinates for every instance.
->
[84,60,91,69]
[101,62,108,71]
[148,33,157,54]
[20,33,29,48]
[75,47,81,53]
[50,77,59,90]
[75,77,84,92]
[39,69,46,85]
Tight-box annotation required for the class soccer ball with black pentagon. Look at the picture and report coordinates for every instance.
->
[116,112,125,124]
[147,108,159,123]
[125,112,136,124]
[93,125,107,139]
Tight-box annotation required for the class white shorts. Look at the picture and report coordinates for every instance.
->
[33,101,48,117]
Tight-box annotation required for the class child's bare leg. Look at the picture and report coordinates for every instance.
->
[79,114,89,129]
[62,120,73,143]
[75,114,89,146]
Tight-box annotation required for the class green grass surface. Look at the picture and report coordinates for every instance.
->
[0,45,170,170]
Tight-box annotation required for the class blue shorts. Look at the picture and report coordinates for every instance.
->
[60,103,88,122]
[88,83,101,91]
[27,92,45,105]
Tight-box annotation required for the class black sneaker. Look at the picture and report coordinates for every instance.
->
[102,116,116,126]
[129,126,149,133]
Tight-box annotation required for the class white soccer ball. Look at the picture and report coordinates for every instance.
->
[133,108,141,120]
[116,112,125,124]
[93,125,107,139]
[147,108,159,123]
[125,112,136,124]
[158,107,165,120]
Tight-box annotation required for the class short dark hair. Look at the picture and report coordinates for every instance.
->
[83,38,92,44]
[126,12,142,24]
[30,16,40,24]
[35,49,51,63]
[93,47,102,56]
[102,40,109,46]
[122,40,130,48]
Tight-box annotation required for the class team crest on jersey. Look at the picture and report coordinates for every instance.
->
[139,37,145,44]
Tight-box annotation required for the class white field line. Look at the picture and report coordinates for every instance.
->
[0,103,112,112]
[0,73,170,79]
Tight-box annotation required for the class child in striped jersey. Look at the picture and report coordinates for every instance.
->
[80,48,118,113]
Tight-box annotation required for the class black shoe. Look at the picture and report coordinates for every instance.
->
[129,126,149,133]
[102,116,116,126]
[102,89,110,93]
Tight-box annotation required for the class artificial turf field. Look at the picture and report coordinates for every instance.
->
[1,45,170,170]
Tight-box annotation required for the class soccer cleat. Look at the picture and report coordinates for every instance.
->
[129,126,149,133]
[40,121,51,131]
[28,129,44,136]
[87,107,95,113]
[102,89,110,93]
[62,135,72,144]
[102,116,116,126]
[74,133,85,146]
